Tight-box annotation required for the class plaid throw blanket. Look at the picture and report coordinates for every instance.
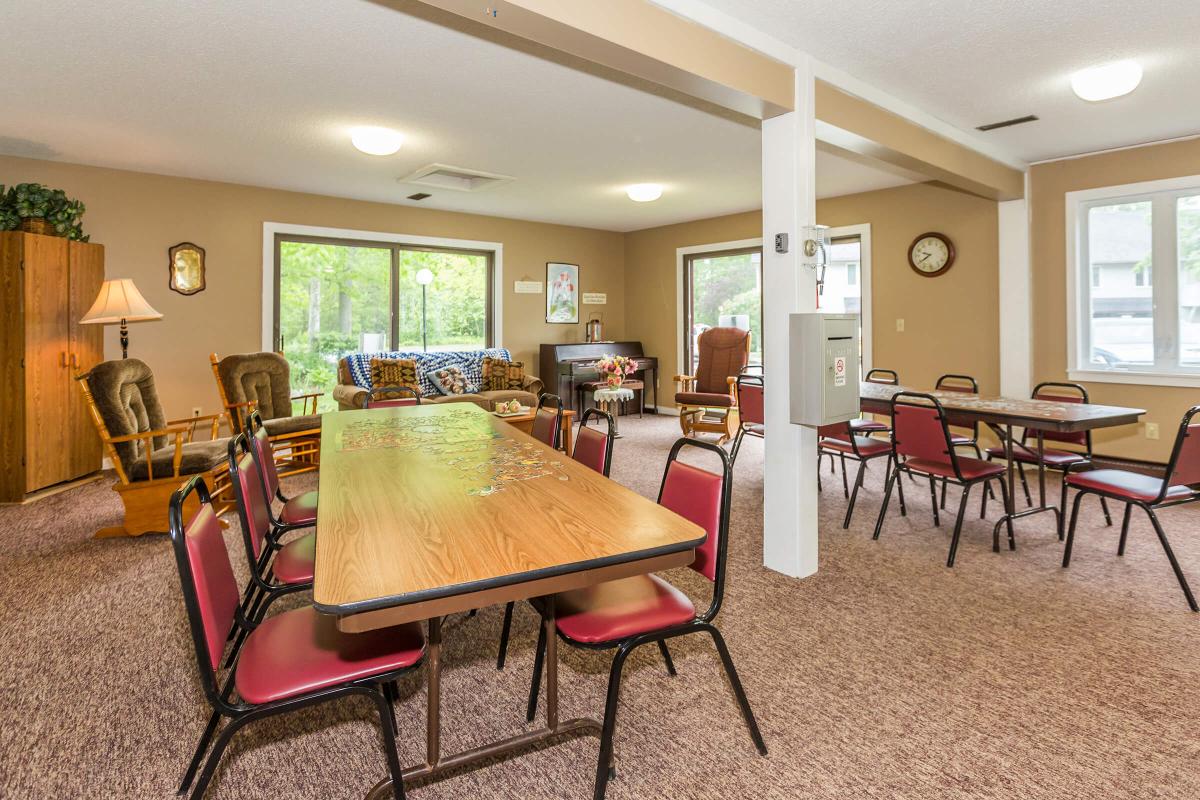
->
[346,348,513,397]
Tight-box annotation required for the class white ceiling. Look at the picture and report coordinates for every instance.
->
[701,0,1200,163]
[0,0,911,233]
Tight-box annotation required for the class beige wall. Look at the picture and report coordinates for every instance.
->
[0,155,625,417]
[1030,137,1200,462]
[623,182,1000,406]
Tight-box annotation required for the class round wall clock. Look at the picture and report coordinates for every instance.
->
[908,232,955,277]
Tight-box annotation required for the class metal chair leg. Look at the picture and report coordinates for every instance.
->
[998,478,1016,551]
[1058,472,1070,541]
[369,687,410,800]
[704,625,768,755]
[1143,505,1199,612]
[1017,463,1033,507]
[939,476,948,510]
[872,465,898,540]
[1099,497,1113,527]
[657,640,677,676]
[843,461,866,529]
[1061,491,1087,568]
[526,622,547,722]
[178,710,222,796]
[895,460,907,516]
[188,716,247,800]
[496,601,514,670]
[946,484,971,568]
[928,476,940,527]
[592,644,633,800]
[1118,503,1132,555]
[840,453,850,498]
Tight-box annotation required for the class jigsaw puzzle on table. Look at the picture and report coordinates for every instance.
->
[339,408,495,453]
[447,439,570,497]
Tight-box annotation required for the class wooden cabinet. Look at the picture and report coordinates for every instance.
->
[0,231,105,501]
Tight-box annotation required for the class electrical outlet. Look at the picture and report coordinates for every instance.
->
[896,318,905,332]
[192,407,202,418]
[1145,422,1159,440]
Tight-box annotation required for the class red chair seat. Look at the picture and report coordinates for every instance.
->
[281,491,319,525]
[235,606,425,705]
[554,575,696,645]
[273,532,316,584]
[819,435,890,457]
[1066,469,1194,503]
[675,391,732,408]
[849,418,888,433]
[904,456,1004,481]
[984,445,1085,467]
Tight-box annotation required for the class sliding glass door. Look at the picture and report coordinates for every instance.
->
[683,246,763,373]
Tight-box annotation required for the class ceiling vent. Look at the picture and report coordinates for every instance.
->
[398,163,514,193]
[976,114,1039,132]
[406,192,432,201]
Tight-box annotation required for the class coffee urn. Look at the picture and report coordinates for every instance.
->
[585,316,603,343]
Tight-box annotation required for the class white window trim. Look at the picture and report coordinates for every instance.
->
[823,223,873,374]
[1065,173,1200,388]
[261,222,503,352]
[675,237,764,383]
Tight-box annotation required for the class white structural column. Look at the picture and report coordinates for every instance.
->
[998,197,1032,397]
[761,59,819,577]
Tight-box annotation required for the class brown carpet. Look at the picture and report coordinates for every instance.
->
[2,414,1199,799]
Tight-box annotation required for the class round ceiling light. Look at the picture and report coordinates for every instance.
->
[350,126,405,156]
[626,183,663,202]
[1070,60,1143,102]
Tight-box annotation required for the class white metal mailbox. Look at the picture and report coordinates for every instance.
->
[789,312,861,426]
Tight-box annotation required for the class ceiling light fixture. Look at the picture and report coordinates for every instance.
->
[350,126,404,155]
[626,183,663,202]
[1070,60,1143,102]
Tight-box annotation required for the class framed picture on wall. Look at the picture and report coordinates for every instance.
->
[546,262,579,323]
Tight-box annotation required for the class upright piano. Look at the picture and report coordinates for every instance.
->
[539,341,659,412]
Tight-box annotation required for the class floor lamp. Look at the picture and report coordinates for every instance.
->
[416,268,433,352]
[80,278,163,358]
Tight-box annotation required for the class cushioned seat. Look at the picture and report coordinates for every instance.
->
[235,605,425,705]
[675,391,733,407]
[262,414,321,436]
[280,491,319,526]
[272,531,316,584]
[984,444,1086,467]
[819,435,891,457]
[904,456,1005,481]
[1066,469,1194,503]
[554,574,696,644]
[131,438,228,481]
[850,418,888,433]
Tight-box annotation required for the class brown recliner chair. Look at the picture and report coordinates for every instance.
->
[674,327,751,443]
[77,358,232,537]
[210,352,321,477]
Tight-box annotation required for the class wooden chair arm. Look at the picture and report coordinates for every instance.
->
[105,428,188,481]
[673,374,696,383]
[105,425,192,444]
[166,413,224,441]
[291,391,323,415]
[291,392,324,401]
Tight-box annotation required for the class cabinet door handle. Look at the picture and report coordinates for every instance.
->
[71,352,80,368]
[60,352,68,368]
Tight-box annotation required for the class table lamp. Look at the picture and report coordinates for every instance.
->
[80,278,163,359]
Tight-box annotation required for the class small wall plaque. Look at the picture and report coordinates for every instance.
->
[168,242,206,295]
[514,280,543,294]
[582,292,607,305]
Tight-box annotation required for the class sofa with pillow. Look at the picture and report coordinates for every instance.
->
[332,348,544,411]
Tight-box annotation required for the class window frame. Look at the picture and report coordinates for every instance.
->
[682,244,764,373]
[1066,173,1200,388]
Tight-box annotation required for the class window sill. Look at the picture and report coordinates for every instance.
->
[1068,368,1200,389]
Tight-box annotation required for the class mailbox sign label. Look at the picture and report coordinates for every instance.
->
[833,355,847,387]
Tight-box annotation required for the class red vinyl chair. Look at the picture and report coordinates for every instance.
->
[982,382,1112,534]
[168,477,424,800]
[531,392,563,449]
[729,366,764,465]
[525,439,767,799]
[851,368,899,436]
[247,410,318,530]
[1062,405,1200,611]
[933,374,990,509]
[365,386,422,408]
[818,419,899,529]
[495,407,616,671]
[873,392,1014,567]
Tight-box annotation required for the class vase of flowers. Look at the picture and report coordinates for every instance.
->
[596,353,636,388]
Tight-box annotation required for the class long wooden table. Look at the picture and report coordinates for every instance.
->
[859,382,1145,540]
[313,403,705,796]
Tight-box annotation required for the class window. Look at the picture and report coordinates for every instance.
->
[274,234,494,409]
[683,247,762,372]
[1070,176,1200,384]
[845,262,859,286]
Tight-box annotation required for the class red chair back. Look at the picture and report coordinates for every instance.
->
[935,374,978,433]
[169,478,240,676]
[865,368,898,385]
[891,393,953,464]
[247,411,281,499]
[656,440,731,591]
[816,421,851,439]
[736,370,764,426]
[572,407,613,476]
[531,393,562,448]
[1165,406,1200,488]
[1031,383,1088,448]
[228,434,273,559]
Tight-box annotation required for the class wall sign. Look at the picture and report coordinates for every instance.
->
[514,280,542,294]
[582,292,607,305]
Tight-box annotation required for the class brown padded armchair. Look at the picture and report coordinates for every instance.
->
[674,327,751,443]
[210,352,321,477]
[77,358,232,537]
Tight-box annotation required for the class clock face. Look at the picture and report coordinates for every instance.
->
[908,232,955,277]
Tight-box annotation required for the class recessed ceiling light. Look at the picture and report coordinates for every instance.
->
[626,183,663,202]
[1070,60,1143,102]
[350,126,404,156]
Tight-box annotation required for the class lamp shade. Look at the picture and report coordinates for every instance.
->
[80,279,163,325]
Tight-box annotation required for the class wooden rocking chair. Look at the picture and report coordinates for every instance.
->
[674,327,751,444]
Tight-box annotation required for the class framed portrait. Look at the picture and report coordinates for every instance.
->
[168,242,206,295]
[546,262,579,324]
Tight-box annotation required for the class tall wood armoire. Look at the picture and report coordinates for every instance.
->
[0,231,105,501]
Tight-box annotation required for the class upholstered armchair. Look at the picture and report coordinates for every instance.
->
[77,358,232,537]
[674,327,751,443]
[209,352,321,477]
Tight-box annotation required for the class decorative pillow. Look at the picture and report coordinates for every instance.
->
[369,358,421,400]
[427,366,476,396]
[481,357,526,392]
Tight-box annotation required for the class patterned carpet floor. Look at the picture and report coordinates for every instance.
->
[1,413,1198,799]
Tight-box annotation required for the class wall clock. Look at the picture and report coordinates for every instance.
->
[908,232,955,277]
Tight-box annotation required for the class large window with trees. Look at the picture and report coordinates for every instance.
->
[274,234,493,408]
[683,246,762,372]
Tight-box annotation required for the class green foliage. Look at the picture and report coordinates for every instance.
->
[0,183,88,240]
[690,252,763,360]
